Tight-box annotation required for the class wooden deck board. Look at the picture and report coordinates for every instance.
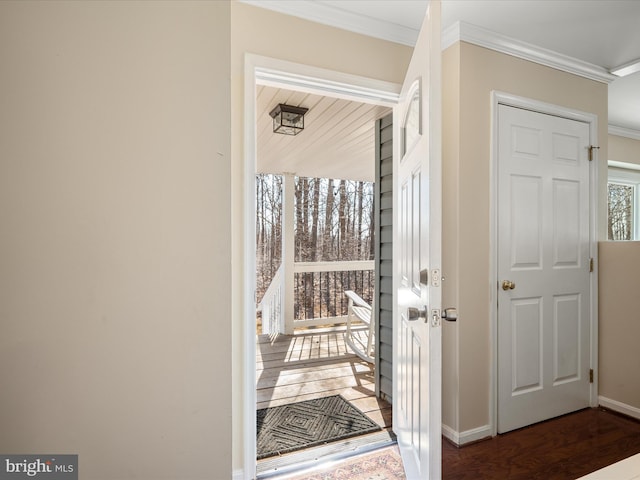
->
[258,359,372,380]
[256,331,391,429]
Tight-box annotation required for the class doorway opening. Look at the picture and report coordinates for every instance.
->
[244,56,401,478]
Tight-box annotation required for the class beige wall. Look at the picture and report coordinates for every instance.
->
[229,2,413,474]
[0,2,232,478]
[598,241,640,411]
[442,42,461,433]
[599,134,640,413]
[610,134,640,167]
[442,42,608,436]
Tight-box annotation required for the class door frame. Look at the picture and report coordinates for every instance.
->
[242,53,400,478]
[489,91,599,437]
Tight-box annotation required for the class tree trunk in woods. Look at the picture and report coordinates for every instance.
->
[323,178,335,261]
[302,177,309,256]
[303,179,321,319]
[310,178,320,255]
[323,179,335,314]
[338,180,347,259]
[295,178,304,261]
[369,190,376,260]
[356,181,363,258]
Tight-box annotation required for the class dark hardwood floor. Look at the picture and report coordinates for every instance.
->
[443,407,640,479]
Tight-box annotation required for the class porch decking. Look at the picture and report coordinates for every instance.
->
[256,328,392,429]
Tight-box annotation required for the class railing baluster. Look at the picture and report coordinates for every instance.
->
[319,271,322,319]
[281,261,374,329]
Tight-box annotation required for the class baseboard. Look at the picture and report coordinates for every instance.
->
[442,423,459,444]
[442,423,492,446]
[599,396,640,421]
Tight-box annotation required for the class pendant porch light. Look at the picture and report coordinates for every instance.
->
[269,104,309,136]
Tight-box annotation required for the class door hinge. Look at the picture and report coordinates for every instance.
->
[589,257,594,272]
[589,369,594,383]
[588,145,600,162]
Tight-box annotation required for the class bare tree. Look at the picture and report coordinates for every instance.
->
[338,180,347,258]
[608,182,633,240]
[323,178,335,261]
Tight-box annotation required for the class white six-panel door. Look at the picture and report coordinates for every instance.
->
[393,1,441,478]
[497,104,591,433]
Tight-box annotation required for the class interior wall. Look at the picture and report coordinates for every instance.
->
[442,41,608,437]
[229,2,413,474]
[442,42,461,435]
[599,134,640,415]
[0,2,232,478]
[598,241,640,413]
[609,133,640,167]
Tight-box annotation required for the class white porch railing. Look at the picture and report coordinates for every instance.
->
[258,260,374,335]
[257,263,284,335]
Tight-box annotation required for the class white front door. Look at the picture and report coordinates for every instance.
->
[497,104,592,433]
[393,1,442,478]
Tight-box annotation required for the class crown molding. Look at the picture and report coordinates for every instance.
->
[443,22,617,85]
[241,3,617,85]
[609,125,640,141]
[238,0,419,47]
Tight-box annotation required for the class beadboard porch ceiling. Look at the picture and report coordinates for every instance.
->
[256,84,391,182]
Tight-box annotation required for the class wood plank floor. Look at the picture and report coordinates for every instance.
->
[443,407,640,479]
[256,329,392,429]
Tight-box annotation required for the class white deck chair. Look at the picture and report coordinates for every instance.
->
[344,290,375,363]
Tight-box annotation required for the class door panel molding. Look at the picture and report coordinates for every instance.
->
[489,91,599,437]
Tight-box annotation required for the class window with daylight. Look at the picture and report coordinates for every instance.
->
[608,164,640,240]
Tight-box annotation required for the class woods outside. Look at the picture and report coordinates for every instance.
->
[256,174,375,322]
[608,182,633,240]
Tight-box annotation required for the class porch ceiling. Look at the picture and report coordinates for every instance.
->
[256,85,391,182]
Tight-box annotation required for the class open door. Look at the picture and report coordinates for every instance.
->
[392,1,442,479]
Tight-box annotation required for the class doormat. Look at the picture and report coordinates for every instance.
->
[288,445,405,480]
[257,395,382,459]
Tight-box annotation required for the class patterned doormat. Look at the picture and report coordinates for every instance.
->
[288,445,406,480]
[257,395,382,459]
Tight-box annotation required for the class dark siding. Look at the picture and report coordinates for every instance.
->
[375,113,393,402]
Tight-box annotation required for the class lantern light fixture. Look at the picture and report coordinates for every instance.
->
[269,103,309,136]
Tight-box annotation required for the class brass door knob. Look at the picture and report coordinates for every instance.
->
[502,280,516,291]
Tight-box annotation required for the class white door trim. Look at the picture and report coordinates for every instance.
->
[242,53,400,478]
[489,91,599,437]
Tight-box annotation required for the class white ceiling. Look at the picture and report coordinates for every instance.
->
[440,0,640,131]
[257,85,390,182]
[247,0,640,180]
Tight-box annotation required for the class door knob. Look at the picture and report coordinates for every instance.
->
[502,280,516,291]
[407,306,428,321]
[442,308,458,321]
